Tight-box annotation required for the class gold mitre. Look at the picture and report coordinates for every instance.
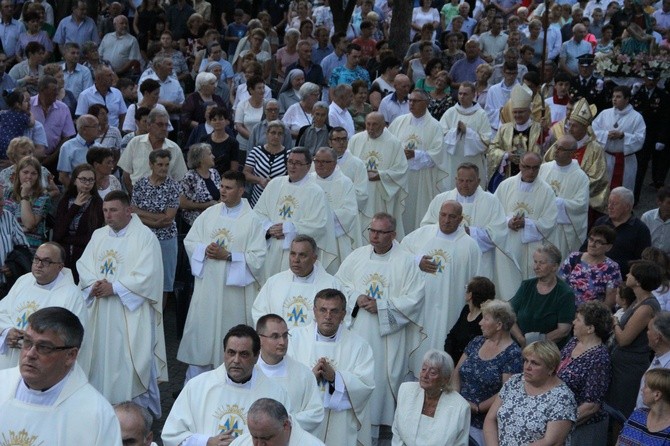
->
[510,84,533,109]
[570,98,597,126]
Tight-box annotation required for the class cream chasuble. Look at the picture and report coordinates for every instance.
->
[177,201,266,368]
[487,121,543,182]
[388,112,446,234]
[0,365,123,445]
[420,187,517,300]
[439,103,491,190]
[230,415,325,446]
[0,269,89,371]
[288,323,375,446]
[401,225,481,374]
[337,151,369,213]
[252,264,341,329]
[544,138,609,213]
[257,355,325,434]
[254,175,338,283]
[162,366,291,446]
[347,129,408,239]
[493,175,558,294]
[591,105,646,191]
[539,161,590,259]
[311,170,363,274]
[76,215,167,406]
[336,244,425,426]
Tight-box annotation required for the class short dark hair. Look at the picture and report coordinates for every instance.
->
[657,186,670,202]
[116,77,134,91]
[149,148,171,164]
[292,234,317,253]
[104,190,130,205]
[135,106,151,122]
[290,146,312,164]
[577,301,613,342]
[223,324,261,355]
[25,41,45,57]
[38,75,58,93]
[467,276,496,307]
[222,170,246,188]
[589,225,616,244]
[247,398,289,424]
[629,260,663,292]
[613,85,631,99]
[140,78,161,95]
[555,71,571,83]
[86,147,114,165]
[330,31,346,48]
[41,241,67,264]
[28,307,84,349]
[256,314,286,333]
[351,79,368,95]
[314,288,347,309]
[425,58,443,76]
[87,103,109,117]
[208,106,230,121]
[457,162,479,176]
[346,43,362,54]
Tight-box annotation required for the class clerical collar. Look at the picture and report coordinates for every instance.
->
[258,355,287,376]
[225,371,254,388]
[293,266,317,283]
[454,103,480,115]
[519,178,535,190]
[316,323,342,342]
[410,113,426,126]
[289,174,310,185]
[17,368,72,405]
[553,160,577,172]
[221,200,243,217]
[35,271,64,290]
[436,228,459,240]
[318,169,337,181]
[456,190,476,203]
[514,120,532,132]
[337,151,349,162]
[108,222,130,237]
[371,244,393,259]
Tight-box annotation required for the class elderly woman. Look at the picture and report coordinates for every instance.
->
[484,341,577,445]
[204,62,231,106]
[52,163,104,281]
[247,100,294,151]
[244,121,290,207]
[85,147,122,199]
[296,101,330,155]
[88,104,122,151]
[124,79,174,133]
[607,260,663,417]
[234,76,266,153]
[427,71,454,119]
[453,300,523,446]
[392,349,470,446]
[560,225,622,308]
[444,276,496,363]
[511,244,576,348]
[557,301,612,446]
[277,69,305,117]
[618,369,670,444]
[203,107,240,174]
[181,72,227,132]
[179,143,221,227]
[282,82,320,139]
[348,80,372,133]
[131,149,181,302]
[3,156,49,253]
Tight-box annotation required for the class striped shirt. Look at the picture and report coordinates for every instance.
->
[245,146,290,207]
[0,210,29,285]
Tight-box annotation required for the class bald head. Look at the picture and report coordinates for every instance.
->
[365,112,385,138]
[439,200,463,234]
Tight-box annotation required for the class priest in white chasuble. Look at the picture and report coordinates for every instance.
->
[329,127,369,213]
[591,85,645,192]
[347,112,408,239]
[402,200,481,375]
[336,213,424,439]
[252,236,341,329]
[439,82,491,191]
[420,163,516,299]
[493,153,558,296]
[388,89,446,234]
[77,191,167,418]
[177,171,266,382]
[544,98,609,215]
[162,325,291,446]
[539,135,590,259]
[254,147,338,283]
[487,84,543,188]
[311,147,363,274]
[0,307,122,445]
[255,314,324,435]
[288,288,375,446]
[0,242,88,371]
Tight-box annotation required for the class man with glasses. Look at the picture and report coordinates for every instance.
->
[56,114,99,187]
[248,100,293,150]
[288,288,375,446]
[539,135,590,259]
[328,127,368,213]
[493,152,558,288]
[0,307,122,444]
[311,147,362,272]
[253,147,338,282]
[389,89,445,233]
[255,314,324,435]
[178,171,266,383]
[118,108,187,193]
[336,212,424,444]
[253,235,340,328]
[0,242,87,370]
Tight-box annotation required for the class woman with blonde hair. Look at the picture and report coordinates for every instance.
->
[618,368,670,444]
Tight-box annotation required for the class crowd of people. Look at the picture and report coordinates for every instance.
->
[1,0,670,444]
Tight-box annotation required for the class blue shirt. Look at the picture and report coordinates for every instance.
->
[75,86,127,128]
[329,64,370,88]
[321,52,346,84]
[312,44,333,65]
[0,18,26,57]
[449,57,485,83]
[61,63,94,99]
[57,134,91,173]
[560,39,593,73]
[53,15,100,47]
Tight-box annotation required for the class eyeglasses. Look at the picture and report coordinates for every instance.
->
[313,159,334,164]
[368,227,394,235]
[287,160,309,166]
[18,338,76,355]
[259,332,291,340]
[588,237,609,246]
[32,256,63,267]
[76,177,95,184]
[152,122,169,128]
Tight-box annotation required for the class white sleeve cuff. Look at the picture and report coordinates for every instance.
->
[113,282,145,311]
[521,218,543,243]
